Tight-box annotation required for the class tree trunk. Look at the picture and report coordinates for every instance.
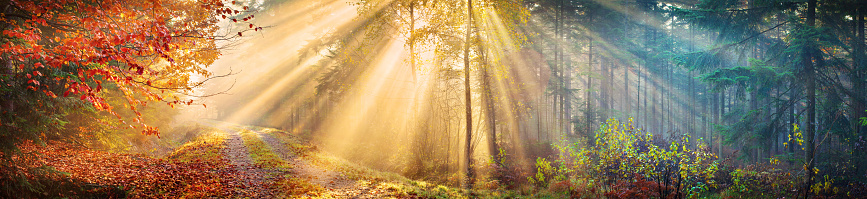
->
[608,59,614,120]
[625,61,630,118]
[410,1,416,83]
[803,0,817,197]
[854,6,865,144]
[586,35,594,135]
[477,9,501,171]
[853,5,866,179]
[463,0,475,188]
[721,89,727,156]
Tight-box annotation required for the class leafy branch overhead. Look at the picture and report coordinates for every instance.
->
[0,0,261,135]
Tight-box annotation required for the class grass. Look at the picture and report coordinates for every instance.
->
[166,128,227,164]
[258,127,525,199]
[239,129,291,170]
[261,128,312,156]
[274,175,327,198]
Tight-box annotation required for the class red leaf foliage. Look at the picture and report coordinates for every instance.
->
[6,141,254,198]
[0,0,259,136]
[604,178,677,199]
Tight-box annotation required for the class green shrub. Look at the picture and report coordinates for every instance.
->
[534,118,719,198]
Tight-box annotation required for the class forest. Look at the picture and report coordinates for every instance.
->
[1,0,866,198]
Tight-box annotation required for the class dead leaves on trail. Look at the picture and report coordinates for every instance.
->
[11,139,242,198]
[3,127,440,198]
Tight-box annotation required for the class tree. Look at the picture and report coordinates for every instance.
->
[0,0,258,193]
[0,0,256,141]
[802,0,818,196]
[463,0,475,188]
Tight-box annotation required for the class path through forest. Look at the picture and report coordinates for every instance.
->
[221,127,274,198]
[213,123,387,198]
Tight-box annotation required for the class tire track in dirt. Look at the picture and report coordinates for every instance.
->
[258,131,384,198]
[221,128,275,198]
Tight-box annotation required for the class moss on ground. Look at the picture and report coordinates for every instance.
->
[166,128,227,164]
[239,129,291,170]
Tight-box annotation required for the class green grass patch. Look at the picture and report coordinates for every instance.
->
[166,129,227,164]
[260,128,312,156]
[239,129,290,169]
[274,175,327,198]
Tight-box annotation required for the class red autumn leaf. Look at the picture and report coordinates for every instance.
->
[2,0,266,138]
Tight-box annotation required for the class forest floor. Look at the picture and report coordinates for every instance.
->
[11,122,503,198]
[212,122,395,198]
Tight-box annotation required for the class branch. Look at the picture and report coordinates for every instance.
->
[709,21,788,53]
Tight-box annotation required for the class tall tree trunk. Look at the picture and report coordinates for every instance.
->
[689,25,697,144]
[652,84,658,133]
[560,1,564,136]
[719,89,726,156]
[562,0,571,136]
[538,58,543,141]
[690,70,696,143]
[713,92,719,156]
[599,57,608,121]
[637,49,642,126]
[565,55,572,136]
[586,35,594,135]
[790,88,798,159]
[854,6,865,144]
[410,1,416,83]
[477,10,501,170]
[608,59,614,120]
[803,0,817,196]
[853,5,866,178]
[483,56,500,168]
[625,62,630,118]
[751,86,759,161]
[463,0,474,188]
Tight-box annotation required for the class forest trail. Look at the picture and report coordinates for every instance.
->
[256,132,376,198]
[16,121,463,198]
[208,122,392,198]
[220,127,276,198]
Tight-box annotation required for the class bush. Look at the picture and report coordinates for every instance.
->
[532,118,719,198]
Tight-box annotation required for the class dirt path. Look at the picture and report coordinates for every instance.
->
[202,121,388,198]
[258,132,383,198]
[221,128,275,198]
